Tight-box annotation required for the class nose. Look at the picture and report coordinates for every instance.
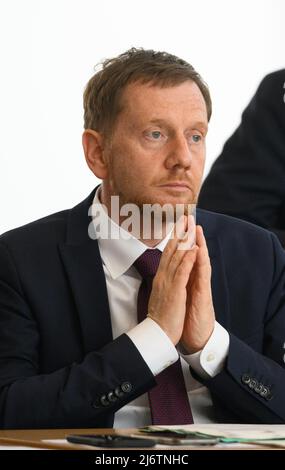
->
[165,134,192,170]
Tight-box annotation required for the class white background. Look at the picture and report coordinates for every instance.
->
[0,0,284,233]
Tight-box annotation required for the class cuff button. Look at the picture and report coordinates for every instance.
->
[206,352,216,362]
[100,395,110,406]
[121,382,132,393]
[241,374,251,385]
[107,391,118,403]
[115,386,124,398]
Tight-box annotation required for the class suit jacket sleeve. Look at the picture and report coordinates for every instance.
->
[198,70,285,247]
[193,233,285,423]
[0,242,155,429]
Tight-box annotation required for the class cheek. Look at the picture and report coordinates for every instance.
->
[197,157,205,176]
[111,152,148,190]
[120,151,154,180]
[191,155,205,187]
[109,137,160,187]
[193,149,205,172]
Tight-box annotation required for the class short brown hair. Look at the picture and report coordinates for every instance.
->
[83,47,212,135]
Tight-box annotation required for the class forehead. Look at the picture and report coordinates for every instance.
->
[119,80,208,124]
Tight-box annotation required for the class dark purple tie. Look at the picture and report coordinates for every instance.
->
[134,249,194,425]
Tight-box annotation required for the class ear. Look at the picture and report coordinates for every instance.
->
[82,129,109,179]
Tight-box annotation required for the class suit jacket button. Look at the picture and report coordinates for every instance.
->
[115,386,124,398]
[108,391,118,403]
[121,382,132,393]
[248,378,258,389]
[241,374,251,385]
[100,395,110,406]
[253,383,263,394]
[260,386,269,398]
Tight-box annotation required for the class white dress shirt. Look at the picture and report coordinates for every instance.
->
[91,187,230,427]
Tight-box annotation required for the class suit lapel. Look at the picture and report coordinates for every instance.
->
[206,237,230,329]
[197,210,231,329]
[58,188,113,354]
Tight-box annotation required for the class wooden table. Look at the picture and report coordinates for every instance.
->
[0,428,279,450]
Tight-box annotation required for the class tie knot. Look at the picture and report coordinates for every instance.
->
[133,249,161,279]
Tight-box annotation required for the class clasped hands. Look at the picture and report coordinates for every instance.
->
[147,215,215,354]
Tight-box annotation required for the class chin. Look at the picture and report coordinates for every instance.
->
[126,187,196,209]
[152,194,195,206]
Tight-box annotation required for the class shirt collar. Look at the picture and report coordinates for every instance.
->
[92,186,172,279]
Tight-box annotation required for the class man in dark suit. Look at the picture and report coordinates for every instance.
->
[0,49,285,429]
[198,70,285,246]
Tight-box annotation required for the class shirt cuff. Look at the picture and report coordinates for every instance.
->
[127,318,179,376]
[180,321,230,379]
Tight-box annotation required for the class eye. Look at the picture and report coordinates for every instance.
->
[191,134,202,143]
[145,130,165,141]
[149,131,162,140]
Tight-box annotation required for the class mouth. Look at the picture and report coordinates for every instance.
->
[157,182,191,192]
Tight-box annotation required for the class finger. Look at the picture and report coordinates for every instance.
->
[167,238,194,279]
[196,225,211,274]
[167,214,196,278]
[177,214,196,251]
[158,215,187,272]
[173,245,198,287]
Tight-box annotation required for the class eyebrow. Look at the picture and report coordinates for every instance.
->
[147,118,208,132]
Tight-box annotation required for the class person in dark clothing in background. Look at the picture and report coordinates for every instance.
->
[198,70,285,247]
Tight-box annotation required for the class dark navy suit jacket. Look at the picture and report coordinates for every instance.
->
[0,188,285,428]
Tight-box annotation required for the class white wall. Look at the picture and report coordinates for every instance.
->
[0,0,284,233]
